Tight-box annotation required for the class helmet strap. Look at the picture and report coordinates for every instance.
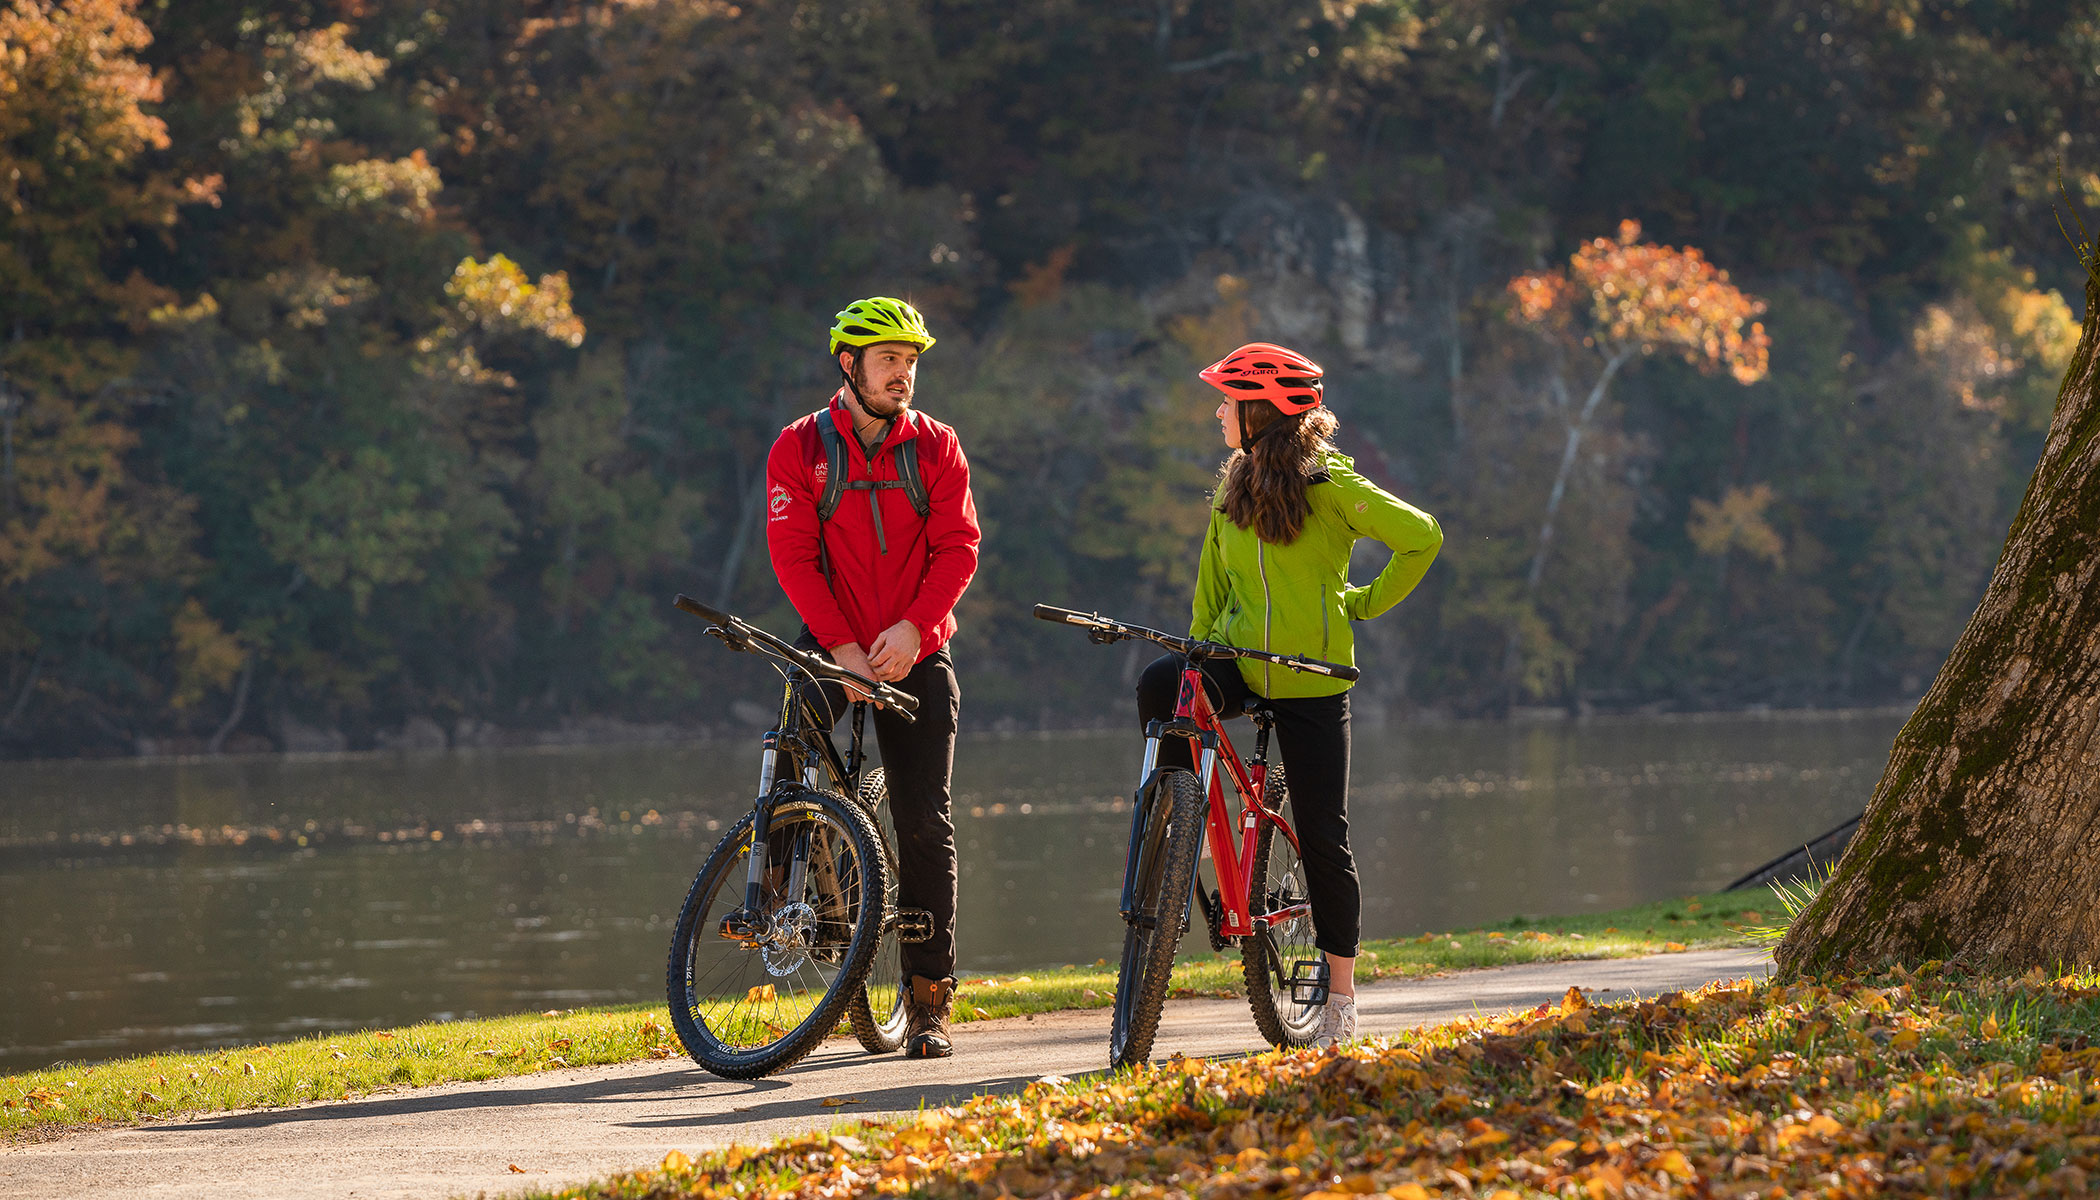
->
[838,349,896,448]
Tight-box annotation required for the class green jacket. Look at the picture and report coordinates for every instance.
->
[1190,451,1443,698]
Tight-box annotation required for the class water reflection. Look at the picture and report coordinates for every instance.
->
[0,714,1897,1070]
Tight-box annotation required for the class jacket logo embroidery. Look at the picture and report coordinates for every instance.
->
[768,484,792,521]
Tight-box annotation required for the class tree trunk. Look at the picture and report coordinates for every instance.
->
[1777,274,2100,975]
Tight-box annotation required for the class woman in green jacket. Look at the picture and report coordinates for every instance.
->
[1136,341,1443,1048]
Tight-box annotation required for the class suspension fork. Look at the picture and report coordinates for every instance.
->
[745,730,782,912]
[1122,717,1215,920]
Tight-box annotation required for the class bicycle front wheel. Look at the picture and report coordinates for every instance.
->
[1241,765,1322,1048]
[845,767,908,1053]
[1108,768,1205,1069]
[665,787,887,1079]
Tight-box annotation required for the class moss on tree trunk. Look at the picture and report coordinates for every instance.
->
[1777,275,2100,976]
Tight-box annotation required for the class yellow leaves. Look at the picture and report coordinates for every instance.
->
[745,983,776,1004]
[169,598,245,710]
[325,151,442,223]
[1385,1185,1432,1200]
[659,1149,693,1173]
[1561,986,1590,1013]
[443,255,587,348]
[1660,942,1688,953]
[1687,484,1785,566]
[819,1096,856,1107]
[1890,1029,1921,1051]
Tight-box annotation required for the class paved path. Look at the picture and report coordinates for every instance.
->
[1,949,1766,1200]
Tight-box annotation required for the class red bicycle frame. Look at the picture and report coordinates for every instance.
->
[1149,661,1309,941]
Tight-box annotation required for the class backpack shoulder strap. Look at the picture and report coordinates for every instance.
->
[892,434,931,518]
[815,414,850,521]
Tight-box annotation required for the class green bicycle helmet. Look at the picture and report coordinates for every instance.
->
[829,296,937,357]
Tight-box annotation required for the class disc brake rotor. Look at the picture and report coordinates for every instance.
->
[761,901,817,976]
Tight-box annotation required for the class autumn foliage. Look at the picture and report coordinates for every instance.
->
[1509,221,1771,385]
[2,0,2095,748]
[558,969,2100,1200]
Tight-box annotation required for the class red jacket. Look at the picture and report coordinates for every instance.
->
[765,393,980,662]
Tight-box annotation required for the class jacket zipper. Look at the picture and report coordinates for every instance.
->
[1257,539,1273,695]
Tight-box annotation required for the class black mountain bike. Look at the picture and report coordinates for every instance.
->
[664,595,928,1078]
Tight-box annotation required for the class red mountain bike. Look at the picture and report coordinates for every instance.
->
[1034,604,1359,1068]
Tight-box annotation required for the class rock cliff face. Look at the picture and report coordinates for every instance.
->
[1778,275,2100,975]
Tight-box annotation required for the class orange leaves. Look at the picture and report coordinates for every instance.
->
[1509,219,1771,385]
[579,969,2100,1200]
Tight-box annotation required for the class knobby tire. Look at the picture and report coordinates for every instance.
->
[1109,768,1205,1069]
[845,767,909,1053]
[1239,764,1322,1048]
[665,787,887,1079]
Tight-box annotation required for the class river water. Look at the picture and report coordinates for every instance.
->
[0,712,1899,1071]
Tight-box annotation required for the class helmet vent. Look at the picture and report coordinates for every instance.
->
[1220,380,1264,391]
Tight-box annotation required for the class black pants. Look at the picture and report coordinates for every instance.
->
[795,632,960,981]
[1135,654,1359,959]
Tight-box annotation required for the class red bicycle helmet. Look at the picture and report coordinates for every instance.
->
[1197,342,1324,415]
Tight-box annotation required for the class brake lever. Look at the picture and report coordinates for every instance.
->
[704,625,748,652]
[1086,628,1126,646]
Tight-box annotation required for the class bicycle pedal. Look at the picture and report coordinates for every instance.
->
[1288,959,1331,1006]
[892,908,935,944]
[717,908,764,944]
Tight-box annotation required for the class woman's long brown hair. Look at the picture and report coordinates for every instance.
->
[1218,402,1340,544]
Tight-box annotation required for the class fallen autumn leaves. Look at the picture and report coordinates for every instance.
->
[532,967,2100,1199]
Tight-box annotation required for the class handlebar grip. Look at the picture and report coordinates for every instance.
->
[1334,665,1361,683]
[674,593,735,627]
[1032,603,1091,625]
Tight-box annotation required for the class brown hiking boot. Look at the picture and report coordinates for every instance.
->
[904,975,956,1059]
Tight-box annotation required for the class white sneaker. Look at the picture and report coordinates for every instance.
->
[1315,995,1357,1048]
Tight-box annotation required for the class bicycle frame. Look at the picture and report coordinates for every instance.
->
[672,594,914,937]
[1134,656,1308,942]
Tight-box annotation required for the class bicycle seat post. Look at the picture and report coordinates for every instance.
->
[1244,699,1275,768]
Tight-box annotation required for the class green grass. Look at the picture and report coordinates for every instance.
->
[0,890,1765,1141]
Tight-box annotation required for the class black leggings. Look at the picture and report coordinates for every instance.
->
[795,632,960,981]
[1135,654,1359,959]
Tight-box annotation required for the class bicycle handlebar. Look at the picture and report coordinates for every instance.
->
[1032,603,1361,682]
[674,594,919,719]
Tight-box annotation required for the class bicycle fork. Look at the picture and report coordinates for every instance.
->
[1121,720,1216,925]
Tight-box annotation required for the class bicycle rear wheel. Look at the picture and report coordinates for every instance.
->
[845,767,908,1053]
[665,787,886,1079]
[1108,768,1205,1069]
[1241,765,1322,1047]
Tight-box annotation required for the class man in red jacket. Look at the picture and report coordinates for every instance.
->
[765,296,980,1058]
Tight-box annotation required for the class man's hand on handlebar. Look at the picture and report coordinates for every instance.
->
[829,642,888,709]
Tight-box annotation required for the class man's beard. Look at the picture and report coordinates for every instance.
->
[851,365,912,418]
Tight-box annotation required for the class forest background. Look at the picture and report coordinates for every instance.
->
[3,0,2095,758]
